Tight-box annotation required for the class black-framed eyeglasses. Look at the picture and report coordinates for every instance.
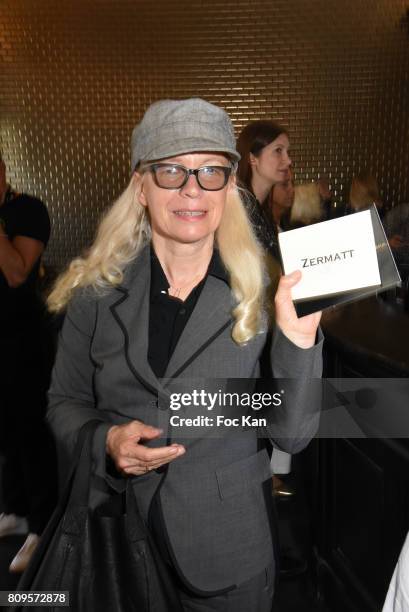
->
[142,163,233,191]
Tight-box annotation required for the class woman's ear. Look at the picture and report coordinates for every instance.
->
[134,172,147,207]
[249,153,258,167]
[228,172,237,190]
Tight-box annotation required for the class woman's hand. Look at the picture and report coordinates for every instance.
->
[106,420,185,476]
[274,270,321,349]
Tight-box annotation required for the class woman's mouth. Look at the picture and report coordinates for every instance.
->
[173,210,207,218]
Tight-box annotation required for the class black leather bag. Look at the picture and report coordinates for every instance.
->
[12,420,183,612]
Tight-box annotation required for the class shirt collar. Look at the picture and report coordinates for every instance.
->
[207,247,229,284]
[150,243,229,299]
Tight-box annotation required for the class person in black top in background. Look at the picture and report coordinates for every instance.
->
[0,154,57,573]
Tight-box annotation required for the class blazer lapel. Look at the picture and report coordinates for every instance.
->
[165,275,233,378]
[109,246,161,394]
[110,245,233,387]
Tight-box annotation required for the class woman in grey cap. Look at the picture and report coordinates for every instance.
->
[47,98,322,611]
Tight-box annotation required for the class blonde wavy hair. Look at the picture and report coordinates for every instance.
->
[290,182,324,226]
[48,174,266,345]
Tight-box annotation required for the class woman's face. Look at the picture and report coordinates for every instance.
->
[251,133,291,187]
[272,180,294,209]
[138,152,233,248]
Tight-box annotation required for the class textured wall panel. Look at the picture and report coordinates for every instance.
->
[0,0,408,269]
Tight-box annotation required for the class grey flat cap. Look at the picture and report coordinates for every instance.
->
[131,98,240,170]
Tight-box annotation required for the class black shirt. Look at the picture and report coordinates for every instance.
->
[148,245,229,378]
[0,189,50,323]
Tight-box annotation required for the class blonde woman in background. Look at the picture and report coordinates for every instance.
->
[46,98,322,611]
[290,182,325,228]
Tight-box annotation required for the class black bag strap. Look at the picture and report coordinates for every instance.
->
[60,419,103,535]
[65,421,99,509]
[125,479,148,542]
[63,423,150,542]
[61,420,102,504]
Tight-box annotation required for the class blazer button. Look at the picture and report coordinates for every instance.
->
[157,398,169,411]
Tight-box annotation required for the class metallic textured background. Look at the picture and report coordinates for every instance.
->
[1,0,408,269]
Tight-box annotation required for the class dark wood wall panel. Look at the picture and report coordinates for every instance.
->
[0,0,408,270]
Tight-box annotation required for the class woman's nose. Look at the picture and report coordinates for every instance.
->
[180,173,201,197]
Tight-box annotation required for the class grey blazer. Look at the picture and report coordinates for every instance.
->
[47,245,323,594]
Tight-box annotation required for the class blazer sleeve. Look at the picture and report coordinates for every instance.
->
[265,325,324,454]
[47,290,119,489]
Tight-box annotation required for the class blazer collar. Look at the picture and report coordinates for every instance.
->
[110,245,159,394]
[164,275,232,378]
[109,244,233,391]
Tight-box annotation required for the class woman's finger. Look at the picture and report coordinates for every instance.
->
[123,452,185,475]
[275,270,301,303]
[135,444,184,463]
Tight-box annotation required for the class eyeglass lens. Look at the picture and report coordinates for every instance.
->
[152,164,230,190]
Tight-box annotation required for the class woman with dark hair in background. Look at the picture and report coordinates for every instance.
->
[236,120,292,262]
[237,122,294,489]
[236,121,309,580]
